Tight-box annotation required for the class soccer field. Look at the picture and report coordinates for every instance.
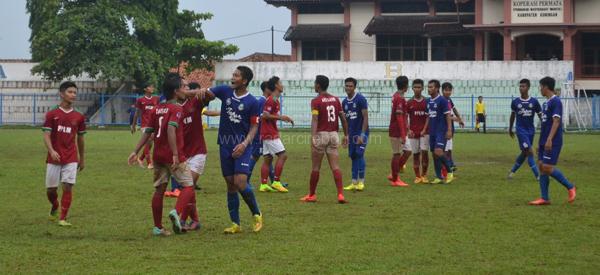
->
[1,128,599,273]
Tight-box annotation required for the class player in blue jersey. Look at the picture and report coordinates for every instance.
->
[529,77,576,205]
[341,77,369,192]
[197,66,264,233]
[421,80,454,184]
[508,79,542,180]
[248,81,276,193]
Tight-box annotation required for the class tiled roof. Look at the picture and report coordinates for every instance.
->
[364,15,474,36]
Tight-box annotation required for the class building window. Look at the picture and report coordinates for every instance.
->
[487,33,503,61]
[0,65,5,79]
[297,4,343,14]
[381,2,429,13]
[582,33,600,77]
[302,41,341,61]
[376,35,427,61]
[431,35,474,61]
[434,1,475,13]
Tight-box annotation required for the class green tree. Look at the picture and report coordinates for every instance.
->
[27,0,238,87]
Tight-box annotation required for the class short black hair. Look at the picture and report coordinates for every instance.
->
[412,79,424,87]
[344,77,357,87]
[442,82,453,91]
[162,72,182,100]
[260,81,268,92]
[478,96,483,99]
[268,76,280,92]
[188,82,200,90]
[539,76,555,91]
[520,78,531,87]
[237,66,253,87]
[59,81,77,93]
[428,79,441,89]
[396,76,409,90]
[315,75,329,91]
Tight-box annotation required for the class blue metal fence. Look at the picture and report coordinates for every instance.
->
[0,93,597,130]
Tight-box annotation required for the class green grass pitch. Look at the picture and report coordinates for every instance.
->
[0,128,599,273]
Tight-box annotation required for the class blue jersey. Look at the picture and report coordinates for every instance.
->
[254,96,267,144]
[511,97,541,135]
[342,92,368,136]
[210,85,260,147]
[540,95,563,145]
[426,95,450,135]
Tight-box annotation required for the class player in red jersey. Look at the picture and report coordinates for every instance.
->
[301,75,349,204]
[131,83,159,169]
[388,76,412,187]
[259,76,294,193]
[42,81,86,226]
[128,73,196,236]
[406,79,430,184]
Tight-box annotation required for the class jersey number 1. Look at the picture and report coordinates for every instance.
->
[156,116,164,138]
[326,105,336,122]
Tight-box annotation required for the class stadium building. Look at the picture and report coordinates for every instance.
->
[265,0,600,90]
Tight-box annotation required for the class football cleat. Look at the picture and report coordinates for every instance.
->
[343,183,357,191]
[58,220,72,227]
[259,184,276,192]
[48,208,58,221]
[253,214,263,232]
[224,223,242,234]
[528,198,551,205]
[152,227,172,236]
[391,179,409,187]
[445,173,455,184]
[414,177,423,184]
[271,181,288,193]
[507,172,515,180]
[300,194,317,202]
[168,209,184,234]
[568,187,576,203]
[337,193,347,204]
[421,176,430,184]
[356,182,365,191]
[431,178,444,184]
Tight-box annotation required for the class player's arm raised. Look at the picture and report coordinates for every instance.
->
[339,110,349,148]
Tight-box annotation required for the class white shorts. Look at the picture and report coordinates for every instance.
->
[409,136,429,153]
[445,138,453,151]
[263,138,286,156]
[45,163,78,188]
[187,154,207,175]
[402,138,412,152]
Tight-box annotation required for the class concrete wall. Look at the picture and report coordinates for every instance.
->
[349,2,375,61]
[216,61,574,81]
[574,0,600,23]
[483,0,504,24]
[297,14,344,24]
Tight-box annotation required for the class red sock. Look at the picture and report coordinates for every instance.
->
[422,153,429,176]
[442,166,448,178]
[260,162,270,184]
[152,191,164,228]
[143,143,151,163]
[413,154,421,178]
[59,190,72,220]
[332,169,343,195]
[175,186,194,216]
[391,155,400,181]
[47,189,59,211]
[181,187,197,222]
[274,159,285,182]
[399,151,410,167]
[190,193,199,223]
[309,171,319,196]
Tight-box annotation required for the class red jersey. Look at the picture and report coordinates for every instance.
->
[311,94,342,132]
[135,95,159,128]
[42,106,86,165]
[148,102,186,164]
[407,97,428,138]
[182,97,207,158]
[389,93,407,138]
[260,96,280,140]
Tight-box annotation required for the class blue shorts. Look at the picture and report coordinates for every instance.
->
[429,134,447,151]
[251,141,263,159]
[538,144,562,166]
[220,145,253,177]
[348,133,368,158]
[516,132,534,151]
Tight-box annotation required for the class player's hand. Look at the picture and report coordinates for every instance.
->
[171,155,180,170]
[509,130,515,139]
[127,152,138,166]
[544,140,552,152]
[197,88,208,101]
[408,130,414,139]
[357,135,364,145]
[420,129,427,137]
[50,150,61,162]
[342,135,349,148]
[446,130,453,140]
[130,125,136,134]
[78,159,85,172]
[459,120,465,128]
[232,142,247,159]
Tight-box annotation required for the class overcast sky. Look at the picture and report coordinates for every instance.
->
[0,0,291,59]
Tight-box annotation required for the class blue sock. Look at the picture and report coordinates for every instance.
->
[239,185,261,216]
[526,155,539,178]
[446,152,455,168]
[351,157,358,180]
[550,168,574,190]
[358,157,366,180]
[434,156,442,179]
[539,175,550,200]
[439,155,452,173]
[171,177,180,191]
[511,154,526,173]
[227,192,240,225]
[247,157,257,185]
[269,163,275,182]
